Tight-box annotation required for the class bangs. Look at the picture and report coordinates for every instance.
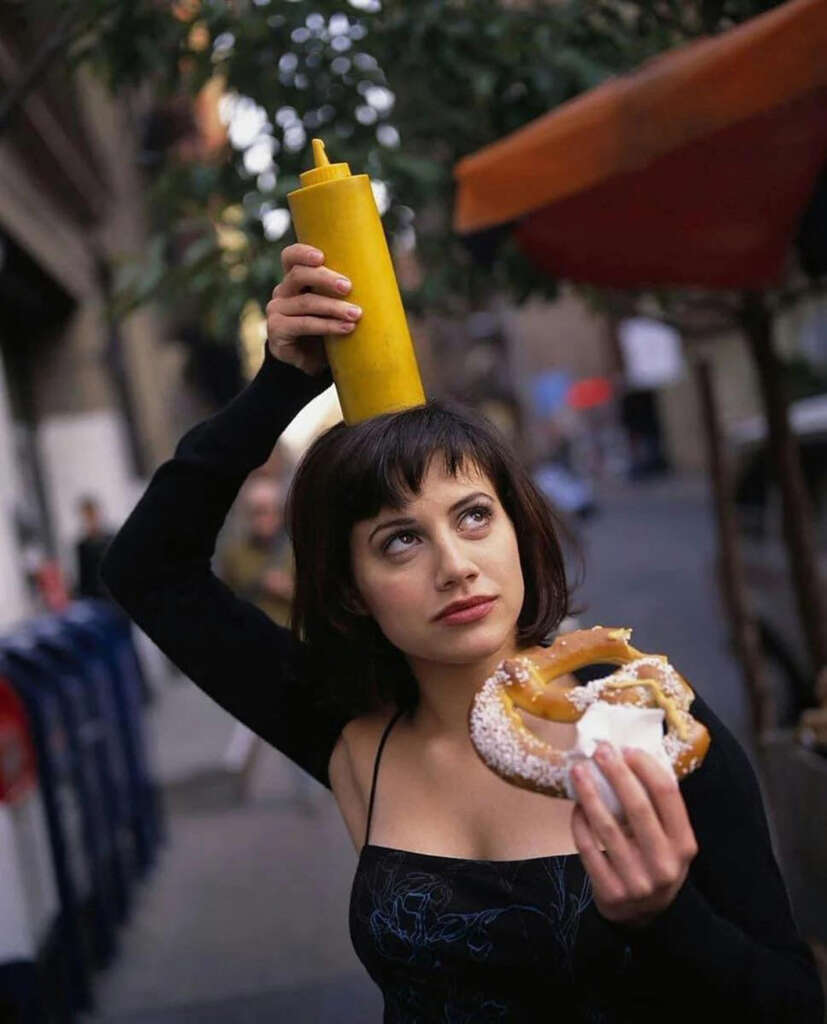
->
[329,404,506,524]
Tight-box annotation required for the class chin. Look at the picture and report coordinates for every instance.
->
[433,621,516,665]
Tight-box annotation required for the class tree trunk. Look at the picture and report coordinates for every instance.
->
[740,291,827,682]
[693,357,774,734]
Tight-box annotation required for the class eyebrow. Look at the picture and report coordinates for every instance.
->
[368,491,494,543]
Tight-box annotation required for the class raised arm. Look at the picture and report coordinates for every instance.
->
[100,349,345,783]
[101,243,364,786]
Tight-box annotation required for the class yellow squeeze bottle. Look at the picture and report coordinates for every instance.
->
[287,139,426,424]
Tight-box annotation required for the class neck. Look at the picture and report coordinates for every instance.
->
[407,634,521,739]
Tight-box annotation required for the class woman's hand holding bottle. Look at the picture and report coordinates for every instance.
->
[266,243,362,377]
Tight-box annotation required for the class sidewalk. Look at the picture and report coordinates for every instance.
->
[90,672,382,1022]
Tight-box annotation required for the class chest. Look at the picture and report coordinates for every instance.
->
[364,719,581,860]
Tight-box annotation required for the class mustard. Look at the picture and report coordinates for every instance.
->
[287,139,426,424]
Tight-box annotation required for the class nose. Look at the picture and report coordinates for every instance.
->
[433,531,479,590]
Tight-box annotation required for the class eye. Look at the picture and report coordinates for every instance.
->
[463,504,494,528]
[382,529,419,555]
[381,504,494,555]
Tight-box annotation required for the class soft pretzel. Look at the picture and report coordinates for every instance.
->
[468,626,710,798]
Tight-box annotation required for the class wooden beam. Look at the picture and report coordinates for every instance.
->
[693,356,774,735]
[740,291,827,681]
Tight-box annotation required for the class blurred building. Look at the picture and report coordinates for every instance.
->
[426,280,827,479]
[651,293,827,473]
[0,19,185,629]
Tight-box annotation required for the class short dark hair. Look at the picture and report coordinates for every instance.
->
[286,398,570,720]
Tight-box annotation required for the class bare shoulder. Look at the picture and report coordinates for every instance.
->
[328,707,398,849]
[330,707,398,796]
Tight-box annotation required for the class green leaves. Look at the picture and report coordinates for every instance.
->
[21,0,784,337]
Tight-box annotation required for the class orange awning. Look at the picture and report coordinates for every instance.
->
[453,0,827,289]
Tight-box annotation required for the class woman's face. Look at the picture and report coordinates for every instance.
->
[349,458,525,668]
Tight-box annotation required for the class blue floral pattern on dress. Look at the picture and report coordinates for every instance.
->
[351,849,622,1022]
[368,868,536,966]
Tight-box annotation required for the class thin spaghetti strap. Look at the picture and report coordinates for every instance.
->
[363,708,405,848]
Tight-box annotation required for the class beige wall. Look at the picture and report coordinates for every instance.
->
[0,73,178,459]
[503,285,612,384]
[0,56,186,616]
[658,330,764,473]
[77,71,179,468]
[502,289,778,475]
[0,138,94,300]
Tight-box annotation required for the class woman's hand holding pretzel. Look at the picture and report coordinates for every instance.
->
[266,243,363,377]
[570,743,699,930]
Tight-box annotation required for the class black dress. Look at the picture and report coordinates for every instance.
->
[100,344,824,1023]
[351,709,628,1022]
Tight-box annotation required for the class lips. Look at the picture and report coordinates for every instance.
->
[433,596,497,621]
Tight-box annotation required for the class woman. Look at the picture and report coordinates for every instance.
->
[101,243,823,1022]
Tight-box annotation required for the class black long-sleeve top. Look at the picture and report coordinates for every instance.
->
[100,344,824,1022]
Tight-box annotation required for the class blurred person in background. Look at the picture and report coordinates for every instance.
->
[74,495,153,699]
[218,472,308,800]
[619,389,669,481]
[219,475,295,628]
[532,435,597,523]
[75,494,115,600]
[100,244,823,1022]
[530,413,597,523]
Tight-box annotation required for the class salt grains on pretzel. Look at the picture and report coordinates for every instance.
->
[468,626,710,798]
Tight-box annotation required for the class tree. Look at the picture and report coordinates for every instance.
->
[1,0,784,339]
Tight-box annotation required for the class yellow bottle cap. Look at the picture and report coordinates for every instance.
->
[299,138,351,187]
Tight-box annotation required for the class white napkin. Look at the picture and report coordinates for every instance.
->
[563,702,673,819]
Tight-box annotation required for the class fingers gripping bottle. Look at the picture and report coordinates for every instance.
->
[287,139,426,424]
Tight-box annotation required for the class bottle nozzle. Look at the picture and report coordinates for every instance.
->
[312,138,330,168]
[296,138,351,188]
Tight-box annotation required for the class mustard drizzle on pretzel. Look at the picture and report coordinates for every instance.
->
[469,626,710,799]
